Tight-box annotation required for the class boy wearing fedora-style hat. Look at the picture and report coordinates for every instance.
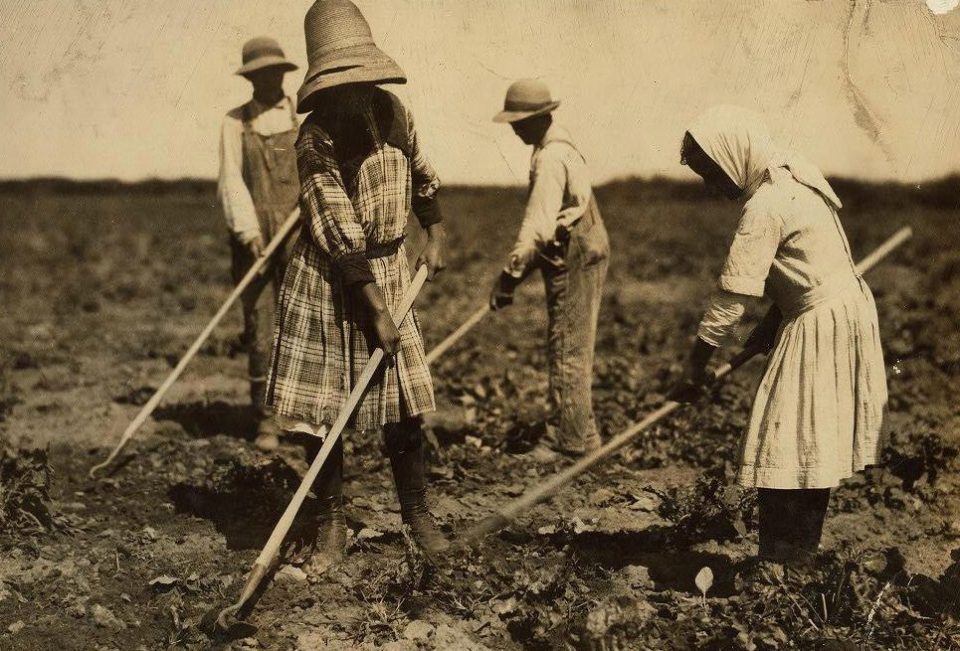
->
[264,0,450,572]
[218,36,301,452]
[490,79,611,462]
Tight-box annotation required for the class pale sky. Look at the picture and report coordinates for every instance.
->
[2,0,960,185]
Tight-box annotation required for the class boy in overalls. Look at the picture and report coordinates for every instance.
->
[490,79,611,461]
[217,37,300,450]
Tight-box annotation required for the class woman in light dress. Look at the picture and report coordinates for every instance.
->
[670,106,888,563]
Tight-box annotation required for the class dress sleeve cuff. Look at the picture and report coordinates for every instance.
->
[696,323,730,348]
[718,275,766,297]
[336,253,376,288]
[412,196,443,228]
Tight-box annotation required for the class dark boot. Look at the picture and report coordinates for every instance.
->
[385,420,450,556]
[254,418,280,451]
[303,438,347,576]
[794,489,830,561]
[758,488,796,562]
[758,488,831,565]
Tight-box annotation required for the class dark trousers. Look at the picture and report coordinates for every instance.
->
[230,237,284,416]
[758,488,830,562]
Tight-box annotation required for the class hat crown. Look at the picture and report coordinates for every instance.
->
[504,79,553,110]
[297,0,406,112]
[304,0,375,64]
[241,36,285,64]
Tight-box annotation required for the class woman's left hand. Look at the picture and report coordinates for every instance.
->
[667,373,708,403]
[666,337,718,403]
[744,305,783,354]
[416,224,447,281]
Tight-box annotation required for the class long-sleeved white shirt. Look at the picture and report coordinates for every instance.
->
[505,123,592,277]
[217,96,299,243]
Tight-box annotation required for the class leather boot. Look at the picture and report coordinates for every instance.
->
[793,488,830,567]
[385,421,450,557]
[250,379,279,451]
[303,438,347,576]
[758,488,830,565]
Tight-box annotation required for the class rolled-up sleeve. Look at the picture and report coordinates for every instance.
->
[406,107,443,228]
[697,289,756,347]
[717,203,782,297]
[217,115,262,243]
[697,203,780,347]
[504,151,565,277]
[296,122,374,288]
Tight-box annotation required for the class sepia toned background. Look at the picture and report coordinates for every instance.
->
[2,0,960,185]
[2,2,959,650]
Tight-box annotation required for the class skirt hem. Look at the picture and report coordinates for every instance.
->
[271,404,435,437]
[736,458,878,490]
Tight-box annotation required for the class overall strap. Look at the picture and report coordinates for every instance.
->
[542,137,586,163]
[240,101,254,136]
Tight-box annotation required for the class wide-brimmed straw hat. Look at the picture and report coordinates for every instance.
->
[235,36,298,76]
[296,0,407,113]
[493,79,560,123]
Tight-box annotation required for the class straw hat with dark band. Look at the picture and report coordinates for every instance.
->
[235,36,298,76]
[493,79,561,123]
[297,0,407,113]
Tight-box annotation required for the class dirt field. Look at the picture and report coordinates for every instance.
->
[1,178,958,650]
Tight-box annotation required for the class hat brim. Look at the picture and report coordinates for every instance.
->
[297,47,406,113]
[492,101,560,123]
[236,57,299,76]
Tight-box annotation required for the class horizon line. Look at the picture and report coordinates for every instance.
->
[0,173,955,189]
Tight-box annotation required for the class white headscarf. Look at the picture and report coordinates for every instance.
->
[687,105,842,210]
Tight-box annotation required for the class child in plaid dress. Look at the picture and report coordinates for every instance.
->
[266,0,450,571]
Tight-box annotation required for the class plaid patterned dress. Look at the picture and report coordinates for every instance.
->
[265,90,441,434]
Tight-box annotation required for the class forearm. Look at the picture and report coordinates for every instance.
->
[498,270,522,293]
[218,120,261,242]
[425,222,445,242]
[503,159,565,279]
[667,335,718,402]
[686,336,718,380]
[413,192,442,228]
[218,175,261,242]
[503,245,537,279]
[358,281,390,318]
[359,279,402,354]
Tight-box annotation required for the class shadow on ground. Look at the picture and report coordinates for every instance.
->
[531,527,740,596]
[154,400,257,441]
[167,457,319,550]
